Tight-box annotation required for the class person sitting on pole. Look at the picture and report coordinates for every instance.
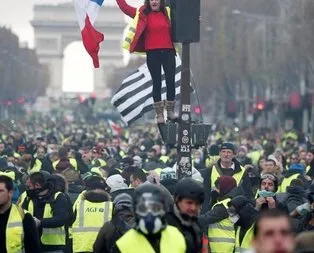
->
[116,0,177,124]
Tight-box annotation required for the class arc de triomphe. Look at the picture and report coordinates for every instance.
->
[31,1,125,98]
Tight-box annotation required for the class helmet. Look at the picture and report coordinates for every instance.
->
[174,178,205,204]
[133,183,167,235]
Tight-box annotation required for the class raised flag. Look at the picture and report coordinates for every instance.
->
[111,56,183,125]
[73,0,104,68]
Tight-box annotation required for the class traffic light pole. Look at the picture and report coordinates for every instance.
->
[176,42,192,179]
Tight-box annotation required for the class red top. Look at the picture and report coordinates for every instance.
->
[145,11,173,50]
[116,0,173,51]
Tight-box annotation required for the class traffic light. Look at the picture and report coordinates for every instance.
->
[256,101,265,111]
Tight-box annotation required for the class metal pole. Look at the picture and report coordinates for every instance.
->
[176,42,192,179]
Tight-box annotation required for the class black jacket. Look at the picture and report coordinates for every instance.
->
[166,204,203,253]
[200,158,252,213]
[21,188,69,252]
[276,185,307,213]
[93,209,134,253]
[0,205,41,253]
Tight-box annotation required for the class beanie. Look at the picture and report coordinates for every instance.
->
[216,176,237,196]
[289,163,305,173]
[113,193,133,210]
[220,143,235,153]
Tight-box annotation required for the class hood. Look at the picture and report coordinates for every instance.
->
[82,189,111,202]
[68,183,84,194]
[106,174,128,193]
[286,185,306,197]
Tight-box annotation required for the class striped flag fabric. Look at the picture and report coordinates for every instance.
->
[73,0,104,68]
[111,56,182,125]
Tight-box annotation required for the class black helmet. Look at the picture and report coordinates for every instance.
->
[174,178,205,204]
[133,183,166,211]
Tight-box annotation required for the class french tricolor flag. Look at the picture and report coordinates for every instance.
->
[74,0,104,68]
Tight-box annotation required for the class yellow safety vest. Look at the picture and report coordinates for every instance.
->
[306,165,311,174]
[91,158,107,167]
[208,198,235,253]
[72,199,113,252]
[21,192,66,246]
[234,225,254,253]
[116,226,186,253]
[159,155,169,164]
[210,165,245,190]
[28,158,42,174]
[122,7,171,53]
[278,173,300,193]
[6,204,25,253]
[205,156,220,168]
[53,158,78,170]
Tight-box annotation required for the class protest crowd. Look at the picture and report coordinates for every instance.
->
[0,113,314,253]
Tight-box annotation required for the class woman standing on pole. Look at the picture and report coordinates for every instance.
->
[116,0,177,124]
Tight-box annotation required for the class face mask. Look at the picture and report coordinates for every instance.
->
[138,214,164,234]
[161,149,166,155]
[229,214,240,224]
[194,158,201,164]
[26,188,45,198]
[258,190,275,198]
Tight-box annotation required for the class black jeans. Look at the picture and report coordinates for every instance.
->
[146,49,176,102]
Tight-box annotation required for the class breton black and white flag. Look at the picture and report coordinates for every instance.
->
[111,55,183,125]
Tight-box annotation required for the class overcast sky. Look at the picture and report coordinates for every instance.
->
[0,0,140,48]
[0,0,140,93]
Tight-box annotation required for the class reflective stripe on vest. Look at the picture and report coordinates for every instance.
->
[279,173,300,193]
[235,225,254,253]
[72,200,113,252]
[306,165,310,173]
[211,165,245,189]
[116,226,186,253]
[122,7,171,53]
[7,204,25,253]
[208,198,235,253]
[22,192,66,246]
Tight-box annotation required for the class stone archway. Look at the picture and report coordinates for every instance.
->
[31,1,125,98]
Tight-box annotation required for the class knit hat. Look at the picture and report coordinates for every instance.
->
[215,176,237,196]
[220,143,235,153]
[113,193,133,210]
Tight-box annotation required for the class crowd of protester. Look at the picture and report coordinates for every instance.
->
[0,114,314,253]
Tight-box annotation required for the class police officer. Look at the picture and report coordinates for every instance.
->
[111,183,187,253]
[72,176,113,253]
[0,175,40,253]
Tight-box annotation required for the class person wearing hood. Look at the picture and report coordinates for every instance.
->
[19,171,69,253]
[201,176,244,253]
[167,178,207,253]
[106,174,134,200]
[201,142,252,213]
[93,193,135,253]
[255,173,286,212]
[278,163,309,193]
[72,175,113,253]
[228,196,259,253]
